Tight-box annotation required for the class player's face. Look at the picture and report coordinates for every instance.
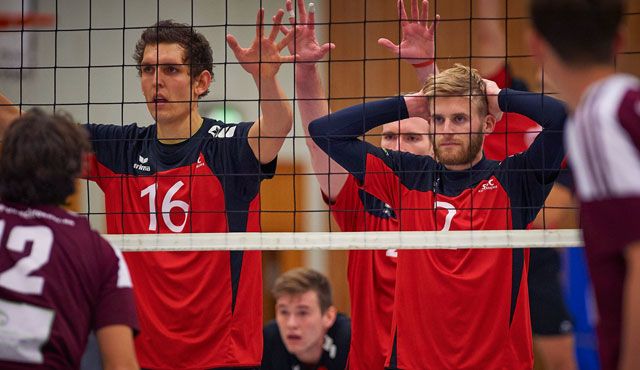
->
[381,118,433,156]
[429,96,486,170]
[140,43,205,126]
[275,291,334,361]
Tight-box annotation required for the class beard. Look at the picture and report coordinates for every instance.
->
[434,132,484,167]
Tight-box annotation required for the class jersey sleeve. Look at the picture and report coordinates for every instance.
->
[92,235,138,333]
[497,89,568,227]
[309,97,436,210]
[82,123,140,186]
[330,176,364,230]
[204,121,277,200]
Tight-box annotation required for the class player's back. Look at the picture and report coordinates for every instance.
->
[0,201,136,369]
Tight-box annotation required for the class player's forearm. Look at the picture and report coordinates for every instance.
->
[471,0,506,77]
[309,97,408,180]
[97,325,139,370]
[620,242,640,370]
[255,77,294,138]
[295,64,348,199]
[413,63,438,88]
[500,89,567,175]
[498,89,567,130]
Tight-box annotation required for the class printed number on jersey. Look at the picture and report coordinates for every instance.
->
[141,181,190,232]
[0,221,55,364]
[386,202,457,258]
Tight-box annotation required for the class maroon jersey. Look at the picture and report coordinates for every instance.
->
[85,119,275,369]
[0,202,137,369]
[565,74,640,369]
[330,176,397,370]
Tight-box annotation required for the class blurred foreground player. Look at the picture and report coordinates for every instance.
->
[0,110,138,370]
[262,267,350,370]
[530,1,640,369]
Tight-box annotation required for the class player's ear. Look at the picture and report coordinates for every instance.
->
[322,306,337,330]
[193,70,212,98]
[483,113,496,135]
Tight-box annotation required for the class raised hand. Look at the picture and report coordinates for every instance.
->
[279,0,335,64]
[378,0,439,65]
[483,79,503,121]
[226,8,295,80]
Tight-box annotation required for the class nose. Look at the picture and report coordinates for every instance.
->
[286,314,298,328]
[151,68,164,88]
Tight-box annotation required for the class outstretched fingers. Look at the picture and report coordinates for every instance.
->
[399,0,409,28]
[420,0,429,26]
[269,9,285,42]
[277,28,296,51]
[411,0,420,23]
[226,34,242,54]
[255,8,265,39]
[297,0,308,24]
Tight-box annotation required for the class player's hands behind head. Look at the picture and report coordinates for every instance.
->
[483,78,503,121]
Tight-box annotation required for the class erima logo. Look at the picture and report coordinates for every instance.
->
[478,179,497,193]
[134,154,151,172]
[208,125,237,139]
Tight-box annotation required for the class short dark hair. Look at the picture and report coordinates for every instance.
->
[133,19,214,97]
[530,0,624,65]
[272,268,333,313]
[0,109,90,206]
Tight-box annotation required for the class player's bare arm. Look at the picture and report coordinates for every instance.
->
[620,242,640,370]
[96,325,139,370]
[227,8,295,164]
[472,0,506,77]
[280,0,347,201]
[378,0,440,86]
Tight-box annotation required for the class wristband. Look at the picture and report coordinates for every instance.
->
[412,60,434,68]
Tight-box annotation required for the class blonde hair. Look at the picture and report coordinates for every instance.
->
[420,64,488,117]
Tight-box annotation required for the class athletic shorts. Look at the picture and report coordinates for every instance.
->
[528,248,574,336]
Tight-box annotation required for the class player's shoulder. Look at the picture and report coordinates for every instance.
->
[85,121,154,140]
[330,313,351,338]
[263,319,281,342]
[615,76,640,124]
[200,118,252,139]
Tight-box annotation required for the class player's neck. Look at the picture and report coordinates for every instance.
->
[156,109,204,144]
[557,65,616,112]
[295,342,324,366]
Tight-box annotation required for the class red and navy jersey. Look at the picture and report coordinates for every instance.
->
[261,313,351,370]
[484,65,542,161]
[565,74,640,370]
[310,90,567,369]
[85,118,276,369]
[0,202,137,370]
[330,176,397,370]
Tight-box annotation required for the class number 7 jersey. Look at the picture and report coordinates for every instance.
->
[84,118,276,369]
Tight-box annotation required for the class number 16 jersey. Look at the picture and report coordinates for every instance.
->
[85,118,276,370]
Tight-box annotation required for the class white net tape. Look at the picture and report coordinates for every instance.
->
[106,229,583,252]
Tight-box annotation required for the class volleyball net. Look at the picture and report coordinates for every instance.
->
[1,0,639,253]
